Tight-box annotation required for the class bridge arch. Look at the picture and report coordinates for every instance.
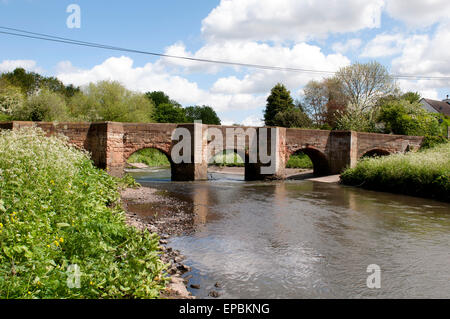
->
[126,146,173,168]
[287,146,331,176]
[361,148,390,158]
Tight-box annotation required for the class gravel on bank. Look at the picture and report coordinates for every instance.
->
[120,186,195,299]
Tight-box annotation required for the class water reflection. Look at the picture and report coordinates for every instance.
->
[128,168,450,298]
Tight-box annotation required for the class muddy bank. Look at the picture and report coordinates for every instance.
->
[120,187,195,299]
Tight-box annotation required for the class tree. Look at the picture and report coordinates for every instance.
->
[0,79,24,118]
[145,91,171,107]
[334,61,396,111]
[303,80,329,126]
[185,105,221,125]
[378,99,441,136]
[264,83,295,126]
[302,78,348,128]
[69,81,154,122]
[273,108,312,128]
[13,89,69,121]
[1,68,80,98]
[153,102,186,123]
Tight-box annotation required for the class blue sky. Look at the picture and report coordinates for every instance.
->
[1,0,450,125]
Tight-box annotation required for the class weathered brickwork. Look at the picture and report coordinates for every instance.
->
[0,121,425,180]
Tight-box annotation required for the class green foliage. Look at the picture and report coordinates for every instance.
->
[286,153,313,169]
[145,91,171,107]
[210,151,244,167]
[1,68,80,98]
[378,99,440,136]
[273,108,312,128]
[127,148,170,167]
[341,143,450,202]
[334,103,378,132]
[69,81,154,122]
[185,105,221,125]
[153,102,186,123]
[421,135,449,150]
[264,83,295,126]
[0,80,24,116]
[13,89,69,122]
[401,92,421,103]
[0,128,167,298]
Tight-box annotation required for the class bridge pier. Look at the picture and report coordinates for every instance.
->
[170,123,208,181]
[245,127,286,180]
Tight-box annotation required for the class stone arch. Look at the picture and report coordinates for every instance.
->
[125,146,173,168]
[361,148,390,158]
[288,146,330,176]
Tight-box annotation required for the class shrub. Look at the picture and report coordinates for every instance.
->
[69,81,154,123]
[286,153,313,169]
[127,148,170,167]
[0,128,167,298]
[341,143,450,201]
[12,89,69,122]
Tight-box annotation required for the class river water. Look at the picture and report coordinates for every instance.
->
[128,168,450,299]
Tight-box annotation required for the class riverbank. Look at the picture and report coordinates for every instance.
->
[0,128,167,299]
[120,187,195,299]
[341,142,450,202]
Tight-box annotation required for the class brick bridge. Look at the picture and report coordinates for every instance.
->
[0,121,424,181]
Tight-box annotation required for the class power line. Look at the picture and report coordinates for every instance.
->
[1,26,450,81]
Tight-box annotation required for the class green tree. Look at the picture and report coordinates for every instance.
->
[145,91,171,107]
[13,89,69,121]
[273,108,312,128]
[0,80,24,119]
[264,83,295,126]
[378,99,441,136]
[185,105,221,125]
[153,102,186,123]
[69,81,154,122]
[1,68,80,98]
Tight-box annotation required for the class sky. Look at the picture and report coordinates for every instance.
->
[1,0,450,126]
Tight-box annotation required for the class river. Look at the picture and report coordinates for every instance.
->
[128,167,450,299]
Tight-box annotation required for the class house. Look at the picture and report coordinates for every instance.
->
[420,96,450,116]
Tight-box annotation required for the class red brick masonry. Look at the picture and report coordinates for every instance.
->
[0,122,424,180]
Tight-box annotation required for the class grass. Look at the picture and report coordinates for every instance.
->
[127,148,170,167]
[341,142,450,202]
[286,153,313,169]
[210,151,244,167]
[0,128,168,299]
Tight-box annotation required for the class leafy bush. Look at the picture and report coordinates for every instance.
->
[12,89,69,122]
[0,128,167,298]
[210,151,244,167]
[286,153,313,169]
[127,148,170,167]
[69,81,154,123]
[341,143,450,201]
[378,99,441,136]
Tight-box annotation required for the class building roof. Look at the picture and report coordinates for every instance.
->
[421,98,450,116]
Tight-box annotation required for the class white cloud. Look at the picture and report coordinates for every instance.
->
[0,59,44,73]
[385,0,450,27]
[201,0,384,42]
[389,24,450,97]
[55,56,266,114]
[163,41,350,79]
[361,34,406,57]
[332,38,362,54]
[242,115,264,127]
